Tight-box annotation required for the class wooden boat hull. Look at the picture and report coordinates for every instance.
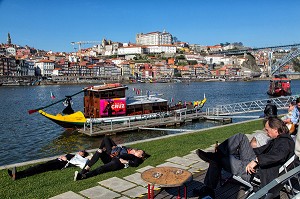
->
[38,110,87,128]
[267,89,291,97]
[267,75,291,97]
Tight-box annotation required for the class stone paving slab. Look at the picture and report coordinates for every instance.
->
[99,177,137,192]
[122,186,148,198]
[79,186,121,199]
[188,166,201,174]
[190,149,197,153]
[156,162,189,170]
[118,197,130,199]
[165,156,198,167]
[136,165,154,173]
[189,161,209,170]
[49,191,85,199]
[205,146,215,152]
[182,153,200,161]
[123,172,148,187]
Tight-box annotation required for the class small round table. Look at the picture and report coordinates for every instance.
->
[141,166,193,199]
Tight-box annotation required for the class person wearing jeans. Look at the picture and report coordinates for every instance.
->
[194,117,295,198]
[74,136,149,181]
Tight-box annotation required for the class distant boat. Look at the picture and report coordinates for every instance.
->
[267,74,291,96]
[172,79,182,83]
[205,78,226,82]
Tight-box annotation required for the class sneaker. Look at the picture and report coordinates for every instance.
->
[74,171,82,181]
[196,149,217,163]
[80,169,89,175]
[193,186,215,198]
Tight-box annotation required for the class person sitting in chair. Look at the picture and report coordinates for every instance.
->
[193,117,295,199]
[281,101,297,134]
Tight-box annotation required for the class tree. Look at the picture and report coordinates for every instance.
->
[176,55,186,60]
[188,60,197,65]
[292,58,300,72]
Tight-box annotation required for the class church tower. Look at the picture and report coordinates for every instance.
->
[7,32,11,45]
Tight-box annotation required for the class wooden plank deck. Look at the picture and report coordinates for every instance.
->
[79,112,211,136]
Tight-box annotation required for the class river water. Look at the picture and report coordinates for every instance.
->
[1,80,300,166]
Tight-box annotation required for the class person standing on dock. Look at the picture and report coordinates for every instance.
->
[263,100,278,119]
[62,96,75,115]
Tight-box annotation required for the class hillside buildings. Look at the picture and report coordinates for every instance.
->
[0,31,296,82]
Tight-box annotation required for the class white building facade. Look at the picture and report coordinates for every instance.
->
[136,31,172,45]
[118,46,143,55]
[35,60,55,76]
[145,45,176,54]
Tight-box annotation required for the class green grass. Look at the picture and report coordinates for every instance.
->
[0,119,263,199]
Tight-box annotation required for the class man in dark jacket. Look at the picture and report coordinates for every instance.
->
[74,136,149,181]
[194,117,295,198]
[264,100,278,118]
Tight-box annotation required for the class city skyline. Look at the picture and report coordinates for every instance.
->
[0,0,299,52]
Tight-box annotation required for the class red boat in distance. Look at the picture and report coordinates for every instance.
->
[267,74,292,96]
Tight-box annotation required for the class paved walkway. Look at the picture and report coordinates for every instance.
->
[48,134,257,199]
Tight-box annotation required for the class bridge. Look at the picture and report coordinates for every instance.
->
[210,43,300,55]
[209,43,300,76]
[205,94,300,116]
[271,48,300,75]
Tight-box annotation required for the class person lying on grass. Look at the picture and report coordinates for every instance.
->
[74,136,150,181]
[8,150,92,180]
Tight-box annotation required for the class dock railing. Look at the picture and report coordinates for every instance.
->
[205,95,300,116]
[82,106,205,135]
[83,111,173,135]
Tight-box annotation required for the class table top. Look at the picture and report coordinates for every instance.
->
[141,166,193,187]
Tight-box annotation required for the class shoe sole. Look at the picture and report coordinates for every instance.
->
[74,171,78,181]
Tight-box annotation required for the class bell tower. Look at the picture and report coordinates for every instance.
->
[7,32,11,45]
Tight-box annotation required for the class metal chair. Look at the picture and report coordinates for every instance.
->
[231,155,299,196]
[246,164,300,199]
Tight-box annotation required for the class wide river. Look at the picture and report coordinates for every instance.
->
[1,80,300,166]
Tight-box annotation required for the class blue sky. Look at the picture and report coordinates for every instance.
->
[0,0,299,52]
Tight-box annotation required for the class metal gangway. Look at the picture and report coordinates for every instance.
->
[206,95,300,116]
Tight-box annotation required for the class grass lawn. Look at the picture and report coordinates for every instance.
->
[0,119,263,199]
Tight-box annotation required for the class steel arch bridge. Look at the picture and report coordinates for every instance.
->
[271,48,300,75]
[209,43,300,76]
